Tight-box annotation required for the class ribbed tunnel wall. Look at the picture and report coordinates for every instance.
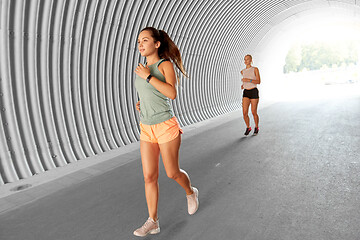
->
[0,0,359,185]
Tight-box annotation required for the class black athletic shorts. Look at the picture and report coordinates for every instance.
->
[243,88,259,99]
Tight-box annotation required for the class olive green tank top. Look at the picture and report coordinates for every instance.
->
[134,59,174,125]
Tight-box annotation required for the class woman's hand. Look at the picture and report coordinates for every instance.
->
[134,63,151,79]
[136,101,140,112]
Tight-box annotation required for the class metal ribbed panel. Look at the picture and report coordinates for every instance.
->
[0,0,359,185]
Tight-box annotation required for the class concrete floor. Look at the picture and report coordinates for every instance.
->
[0,96,359,240]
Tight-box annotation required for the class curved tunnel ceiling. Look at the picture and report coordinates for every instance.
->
[0,0,359,185]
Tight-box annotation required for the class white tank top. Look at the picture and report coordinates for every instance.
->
[241,67,257,90]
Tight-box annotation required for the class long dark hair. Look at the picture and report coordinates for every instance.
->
[140,27,188,79]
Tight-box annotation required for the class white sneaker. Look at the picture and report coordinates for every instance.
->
[187,187,199,215]
[133,217,160,237]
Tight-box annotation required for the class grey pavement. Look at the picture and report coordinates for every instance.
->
[0,95,360,240]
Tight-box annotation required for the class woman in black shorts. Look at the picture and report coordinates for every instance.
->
[241,54,261,135]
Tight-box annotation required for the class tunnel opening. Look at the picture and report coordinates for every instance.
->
[251,6,360,103]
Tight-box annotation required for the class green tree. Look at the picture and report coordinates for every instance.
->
[283,40,359,73]
[283,44,301,73]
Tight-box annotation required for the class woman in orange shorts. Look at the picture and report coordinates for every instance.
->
[133,27,199,237]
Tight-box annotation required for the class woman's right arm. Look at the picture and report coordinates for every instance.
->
[240,70,244,89]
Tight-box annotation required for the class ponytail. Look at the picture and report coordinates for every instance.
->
[140,27,188,80]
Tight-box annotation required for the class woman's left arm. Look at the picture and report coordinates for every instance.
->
[134,62,177,99]
[253,67,261,84]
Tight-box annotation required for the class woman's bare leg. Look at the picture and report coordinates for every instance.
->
[159,135,193,195]
[242,97,251,128]
[250,98,259,128]
[140,140,160,220]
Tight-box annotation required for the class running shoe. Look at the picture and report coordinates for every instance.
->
[187,187,199,215]
[133,217,160,237]
[244,127,252,135]
[253,127,259,135]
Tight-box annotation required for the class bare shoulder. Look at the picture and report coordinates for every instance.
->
[158,60,174,71]
[158,61,174,77]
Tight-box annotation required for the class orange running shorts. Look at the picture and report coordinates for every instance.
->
[140,117,183,144]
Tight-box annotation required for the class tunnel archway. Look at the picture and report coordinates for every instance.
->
[0,0,359,184]
[251,3,360,102]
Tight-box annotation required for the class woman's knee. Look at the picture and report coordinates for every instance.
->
[143,174,158,184]
[167,171,181,180]
[251,109,258,116]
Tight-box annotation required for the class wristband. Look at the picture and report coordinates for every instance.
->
[146,74,152,83]
[250,79,252,83]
